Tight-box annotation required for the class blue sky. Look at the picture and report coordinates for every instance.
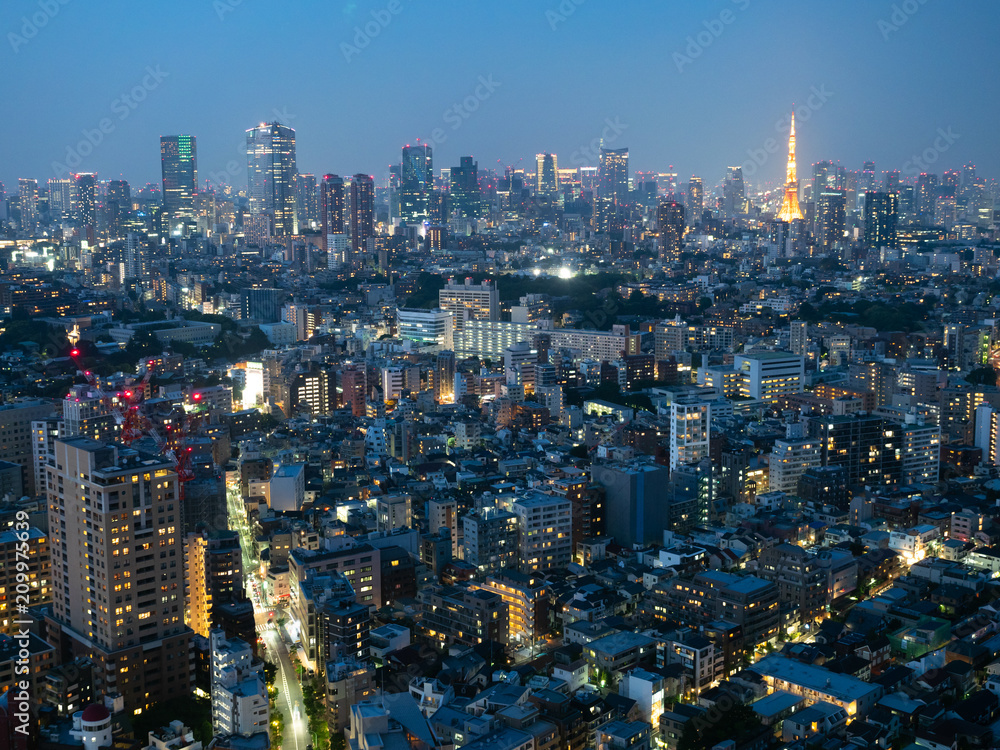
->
[2,0,996,192]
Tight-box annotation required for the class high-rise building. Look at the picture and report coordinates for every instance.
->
[863,191,899,249]
[462,507,518,575]
[687,176,703,224]
[106,179,130,239]
[400,143,432,223]
[450,156,481,218]
[349,174,374,263]
[185,530,247,640]
[295,173,318,229]
[241,287,282,323]
[535,153,559,196]
[807,414,902,489]
[74,173,98,235]
[670,400,710,470]
[758,543,827,624]
[44,438,192,712]
[160,135,198,222]
[790,321,808,356]
[723,167,746,216]
[592,463,669,548]
[438,278,499,331]
[48,178,74,219]
[18,178,38,234]
[435,350,456,403]
[657,200,685,263]
[0,526,50,634]
[767,438,822,494]
[512,492,572,573]
[246,121,297,236]
[777,113,804,222]
[815,190,846,248]
[598,147,629,203]
[210,629,269,737]
[916,173,938,223]
[320,174,346,250]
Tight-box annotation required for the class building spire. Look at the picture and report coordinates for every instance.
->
[777,111,803,222]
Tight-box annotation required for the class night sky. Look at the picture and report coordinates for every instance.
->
[3,0,997,193]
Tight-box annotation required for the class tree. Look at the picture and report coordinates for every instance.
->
[966,366,997,386]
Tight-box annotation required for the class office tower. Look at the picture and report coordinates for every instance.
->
[916,173,938,223]
[160,135,198,222]
[591,463,670,547]
[18,178,38,233]
[687,176,703,224]
[598,147,629,203]
[724,167,746,216]
[428,497,459,558]
[790,321,808,356]
[48,178,73,219]
[435,350,456,403]
[512,492,572,572]
[777,113,804,221]
[400,143,432,223]
[860,160,876,193]
[812,160,836,196]
[349,174,374,263]
[246,121,297,236]
[863,191,899,249]
[105,179,130,238]
[670,399,710,471]
[815,190,846,248]
[210,629,269,737]
[0,181,6,221]
[656,200,685,263]
[295,173,318,229]
[734,352,805,402]
[320,174,346,250]
[74,172,98,232]
[44,438,192,712]
[450,156,481,218]
[901,415,940,485]
[535,153,559,195]
[241,287,282,322]
[438,277,499,331]
[886,169,901,193]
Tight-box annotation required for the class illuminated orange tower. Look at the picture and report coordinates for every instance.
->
[777,111,804,222]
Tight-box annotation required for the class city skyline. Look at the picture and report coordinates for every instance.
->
[2,1,998,190]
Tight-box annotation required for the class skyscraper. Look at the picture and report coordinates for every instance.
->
[657,200,685,263]
[320,174,346,250]
[18,178,37,234]
[400,143,432,223]
[535,153,559,195]
[723,167,746,216]
[106,179,130,239]
[43,438,192,713]
[815,190,846,248]
[450,157,481,218]
[160,135,198,222]
[74,172,98,239]
[295,173,318,229]
[864,191,899,249]
[246,121,297,236]
[687,175,703,224]
[349,174,375,263]
[777,112,803,222]
[598,147,629,203]
[48,178,73,220]
[916,173,938,224]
